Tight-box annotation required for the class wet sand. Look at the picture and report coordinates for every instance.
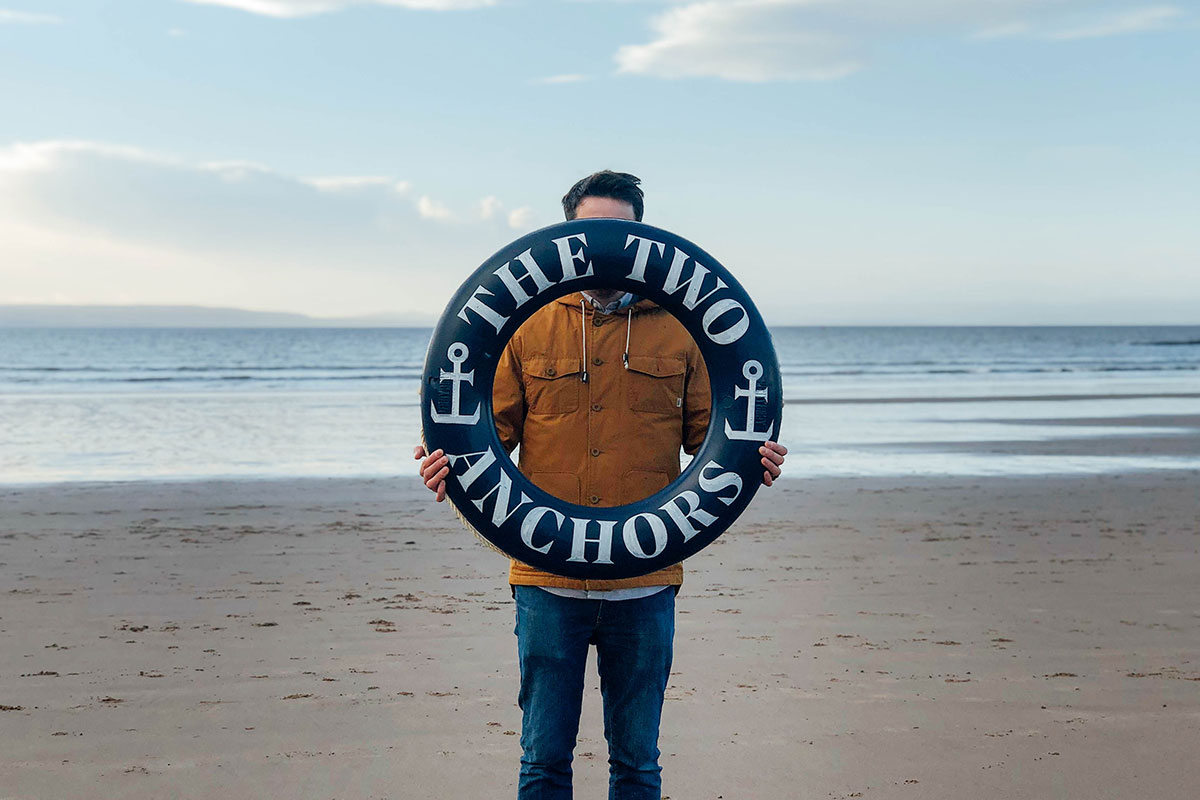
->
[2,469,1198,799]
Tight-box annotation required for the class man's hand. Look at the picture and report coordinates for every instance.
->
[413,445,449,502]
[759,441,787,487]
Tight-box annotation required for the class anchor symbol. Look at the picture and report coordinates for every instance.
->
[429,342,481,425]
[723,359,774,441]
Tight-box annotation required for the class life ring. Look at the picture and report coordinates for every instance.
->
[421,219,781,580]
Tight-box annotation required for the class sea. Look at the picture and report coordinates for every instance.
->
[1,326,1198,485]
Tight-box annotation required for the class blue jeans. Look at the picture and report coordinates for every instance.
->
[514,586,675,800]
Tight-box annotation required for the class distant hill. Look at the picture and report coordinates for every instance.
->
[0,305,434,328]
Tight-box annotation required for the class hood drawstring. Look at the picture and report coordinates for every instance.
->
[580,298,589,383]
[623,309,632,369]
[580,299,633,380]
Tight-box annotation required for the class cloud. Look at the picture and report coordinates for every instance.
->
[974,4,1184,40]
[507,206,535,230]
[0,8,61,24]
[1046,5,1182,39]
[478,194,537,229]
[304,175,410,193]
[616,1,862,82]
[0,140,537,317]
[971,20,1033,40]
[532,73,590,84]
[0,140,165,171]
[617,1,1190,81]
[179,0,495,18]
[417,194,453,220]
[480,195,503,220]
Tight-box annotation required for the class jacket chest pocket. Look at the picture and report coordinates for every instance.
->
[625,355,686,416]
[524,357,582,415]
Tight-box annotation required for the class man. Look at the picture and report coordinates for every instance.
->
[415,171,787,799]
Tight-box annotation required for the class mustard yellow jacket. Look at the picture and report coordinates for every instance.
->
[494,293,711,590]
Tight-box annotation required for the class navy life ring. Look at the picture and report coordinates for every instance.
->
[421,219,781,580]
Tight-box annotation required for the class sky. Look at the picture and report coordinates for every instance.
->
[1,0,1197,325]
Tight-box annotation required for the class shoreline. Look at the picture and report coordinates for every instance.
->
[3,409,1198,488]
[2,461,1198,492]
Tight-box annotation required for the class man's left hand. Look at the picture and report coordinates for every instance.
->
[759,441,787,487]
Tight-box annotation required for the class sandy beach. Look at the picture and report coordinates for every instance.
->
[2,466,1198,799]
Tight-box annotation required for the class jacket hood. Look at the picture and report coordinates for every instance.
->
[553,292,660,315]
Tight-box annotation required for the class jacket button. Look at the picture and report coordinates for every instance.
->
[592,356,603,366]
[589,495,600,504]
[591,403,601,412]
[590,448,600,457]
[592,317,603,327]
[545,366,556,377]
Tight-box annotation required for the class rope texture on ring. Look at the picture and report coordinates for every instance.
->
[419,428,529,565]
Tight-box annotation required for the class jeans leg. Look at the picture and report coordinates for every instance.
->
[594,588,675,800]
[515,587,597,800]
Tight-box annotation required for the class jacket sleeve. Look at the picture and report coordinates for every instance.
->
[492,337,525,455]
[682,345,711,456]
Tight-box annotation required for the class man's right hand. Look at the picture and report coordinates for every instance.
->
[413,445,449,502]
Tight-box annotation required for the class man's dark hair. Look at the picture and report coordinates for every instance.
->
[562,170,644,222]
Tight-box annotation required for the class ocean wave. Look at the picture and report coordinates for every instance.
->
[6,373,424,384]
[0,363,424,373]
[1134,339,1200,347]
[4,362,1195,386]
[778,364,1198,378]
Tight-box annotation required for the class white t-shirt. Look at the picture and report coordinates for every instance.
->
[538,585,670,601]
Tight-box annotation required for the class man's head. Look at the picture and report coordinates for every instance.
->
[562,170,643,223]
